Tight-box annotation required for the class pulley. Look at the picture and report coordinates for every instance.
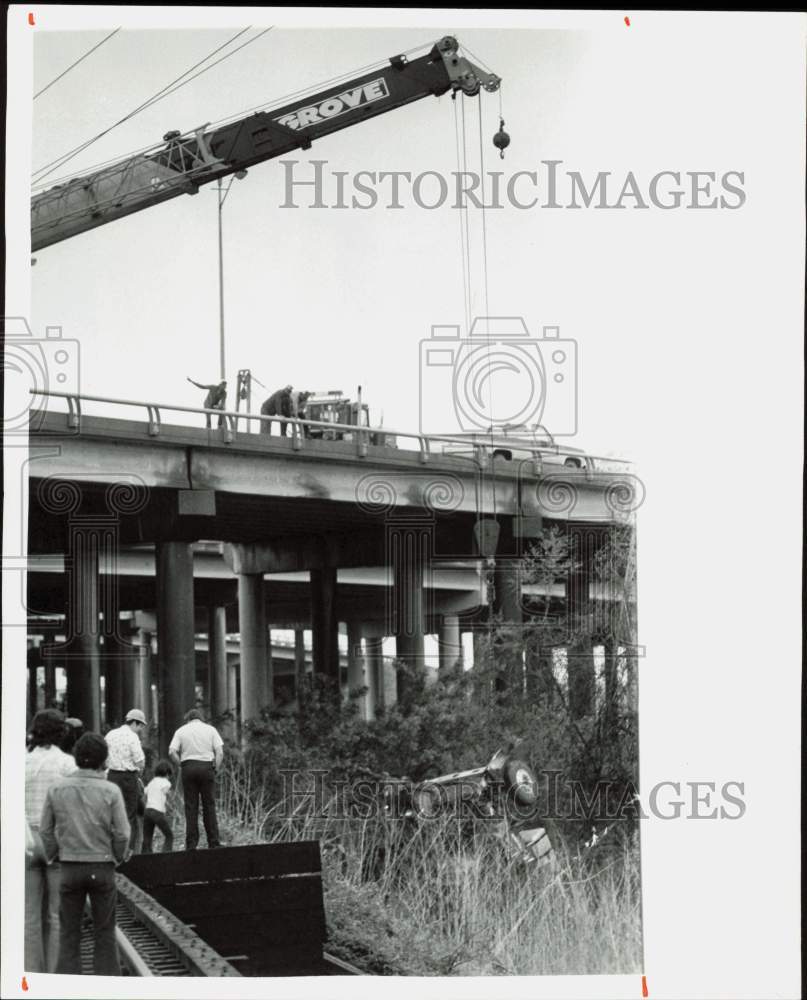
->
[493,118,510,159]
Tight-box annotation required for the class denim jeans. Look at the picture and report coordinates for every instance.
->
[56,862,120,976]
[24,850,61,972]
[180,761,220,849]
[141,808,173,853]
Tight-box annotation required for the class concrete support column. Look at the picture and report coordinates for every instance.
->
[438,614,462,677]
[28,664,39,720]
[121,641,138,715]
[135,630,152,722]
[156,542,196,756]
[207,606,228,722]
[294,628,307,696]
[44,663,56,709]
[238,573,269,727]
[103,630,124,729]
[310,568,339,682]
[364,637,383,716]
[57,520,103,731]
[227,663,239,742]
[493,558,524,693]
[346,622,367,718]
[390,516,430,700]
[266,626,275,708]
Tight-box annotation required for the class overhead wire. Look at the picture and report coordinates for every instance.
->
[32,27,259,184]
[34,28,121,100]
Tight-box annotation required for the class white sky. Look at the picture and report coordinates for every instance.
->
[27,18,799,460]
[4,9,805,1000]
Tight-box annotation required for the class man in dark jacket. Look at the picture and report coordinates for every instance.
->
[260,385,294,436]
[187,377,227,428]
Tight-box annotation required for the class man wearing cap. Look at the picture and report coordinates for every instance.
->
[168,709,224,850]
[104,709,147,850]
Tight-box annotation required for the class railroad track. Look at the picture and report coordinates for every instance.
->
[78,848,362,977]
[80,874,241,976]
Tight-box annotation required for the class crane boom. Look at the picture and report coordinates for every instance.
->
[31,36,500,251]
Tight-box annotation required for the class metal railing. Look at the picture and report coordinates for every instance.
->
[29,389,630,477]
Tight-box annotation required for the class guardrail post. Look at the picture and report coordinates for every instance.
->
[146,405,161,437]
[66,394,81,429]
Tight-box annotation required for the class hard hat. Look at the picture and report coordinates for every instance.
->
[125,709,147,725]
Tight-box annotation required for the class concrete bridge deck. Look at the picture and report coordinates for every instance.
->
[25,406,638,747]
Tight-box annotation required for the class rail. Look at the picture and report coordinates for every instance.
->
[29,388,630,477]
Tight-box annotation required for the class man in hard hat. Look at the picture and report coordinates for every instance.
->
[104,708,147,851]
[187,377,227,428]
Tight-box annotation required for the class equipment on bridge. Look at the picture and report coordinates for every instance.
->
[303,385,396,447]
[31,36,501,251]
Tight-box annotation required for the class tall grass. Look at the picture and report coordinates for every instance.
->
[206,757,643,976]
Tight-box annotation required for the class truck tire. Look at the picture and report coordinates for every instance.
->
[504,758,537,807]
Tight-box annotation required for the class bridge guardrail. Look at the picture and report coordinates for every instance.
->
[29,389,630,478]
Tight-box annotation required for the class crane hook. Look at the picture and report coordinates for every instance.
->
[493,118,510,160]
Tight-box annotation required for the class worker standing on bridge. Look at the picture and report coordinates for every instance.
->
[260,385,294,436]
[40,732,131,975]
[187,377,227,428]
[169,709,224,850]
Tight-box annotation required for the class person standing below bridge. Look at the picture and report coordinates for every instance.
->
[187,377,227,428]
[104,708,146,852]
[40,732,131,976]
[260,384,294,436]
[168,709,224,850]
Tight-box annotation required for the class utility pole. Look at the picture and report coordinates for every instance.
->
[217,178,226,382]
[216,170,247,383]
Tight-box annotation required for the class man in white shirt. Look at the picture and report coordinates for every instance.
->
[168,708,224,850]
[104,708,146,850]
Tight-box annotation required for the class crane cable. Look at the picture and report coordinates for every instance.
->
[452,97,471,339]
[32,27,265,184]
[32,40,431,192]
[34,28,121,100]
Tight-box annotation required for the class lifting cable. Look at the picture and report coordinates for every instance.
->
[452,97,471,339]
[32,27,265,184]
[34,28,121,100]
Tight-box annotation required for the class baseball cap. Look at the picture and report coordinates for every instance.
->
[125,709,147,724]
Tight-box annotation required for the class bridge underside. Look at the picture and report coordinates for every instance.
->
[25,413,636,750]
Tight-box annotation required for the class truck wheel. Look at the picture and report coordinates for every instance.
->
[504,758,537,807]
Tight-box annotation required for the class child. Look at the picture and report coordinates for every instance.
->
[40,732,130,975]
[141,760,174,853]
